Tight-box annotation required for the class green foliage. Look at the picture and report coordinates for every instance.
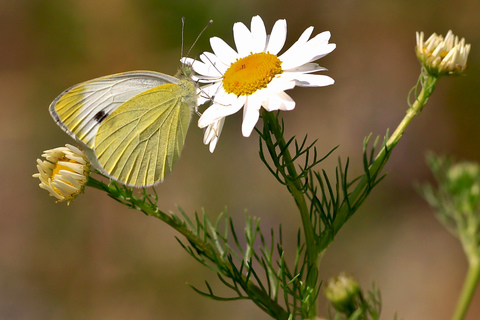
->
[86,64,445,320]
[88,174,291,319]
[419,154,480,320]
[327,283,382,320]
[258,110,391,253]
[420,153,480,261]
[88,105,393,320]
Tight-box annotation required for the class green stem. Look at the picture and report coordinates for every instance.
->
[86,178,290,320]
[451,257,480,320]
[329,73,438,237]
[261,110,319,318]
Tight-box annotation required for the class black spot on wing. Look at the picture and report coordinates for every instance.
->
[93,110,109,123]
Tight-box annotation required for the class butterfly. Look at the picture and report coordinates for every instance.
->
[49,69,198,187]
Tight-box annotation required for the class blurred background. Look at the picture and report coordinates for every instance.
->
[2,0,480,319]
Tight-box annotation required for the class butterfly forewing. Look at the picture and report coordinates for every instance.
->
[49,71,179,148]
[94,82,195,187]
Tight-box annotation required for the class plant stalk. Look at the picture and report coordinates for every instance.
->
[330,73,438,237]
[451,257,480,320]
[261,109,319,318]
[86,178,290,320]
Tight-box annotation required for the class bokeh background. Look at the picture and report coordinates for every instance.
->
[2,0,480,319]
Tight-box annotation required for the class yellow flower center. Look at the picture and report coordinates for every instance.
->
[50,158,80,197]
[222,52,283,96]
[51,158,75,181]
[423,47,449,59]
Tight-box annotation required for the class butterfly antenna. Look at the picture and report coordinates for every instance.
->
[185,19,213,58]
[181,17,186,59]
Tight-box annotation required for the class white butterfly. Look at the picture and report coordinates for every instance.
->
[49,69,198,187]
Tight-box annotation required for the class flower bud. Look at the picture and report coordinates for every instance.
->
[33,144,90,204]
[325,273,361,314]
[416,30,470,76]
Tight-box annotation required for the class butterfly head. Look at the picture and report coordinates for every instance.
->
[176,64,194,81]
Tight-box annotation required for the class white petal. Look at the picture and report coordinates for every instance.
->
[210,37,239,65]
[181,57,197,67]
[263,91,296,111]
[198,83,220,105]
[250,15,267,53]
[300,32,335,60]
[308,43,336,63]
[284,63,326,73]
[196,52,227,76]
[188,60,219,78]
[204,124,218,144]
[203,118,225,153]
[192,75,222,84]
[233,21,254,57]
[242,95,262,137]
[280,26,314,58]
[199,51,214,63]
[267,76,297,92]
[279,51,312,71]
[281,42,335,70]
[67,155,86,165]
[209,138,219,153]
[202,52,229,74]
[52,179,77,194]
[310,30,331,45]
[266,19,287,55]
[44,183,63,200]
[58,161,84,174]
[204,119,223,143]
[280,50,309,70]
[197,95,210,106]
[284,73,335,87]
[279,29,334,69]
[215,86,242,104]
[198,82,222,102]
[182,57,223,79]
[198,94,246,128]
[61,173,82,189]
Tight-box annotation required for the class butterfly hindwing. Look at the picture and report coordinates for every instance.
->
[94,83,195,187]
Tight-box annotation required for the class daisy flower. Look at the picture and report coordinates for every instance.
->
[182,15,336,152]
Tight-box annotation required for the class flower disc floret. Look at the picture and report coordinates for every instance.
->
[222,52,283,96]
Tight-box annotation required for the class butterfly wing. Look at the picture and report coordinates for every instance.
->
[49,71,180,148]
[94,81,196,187]
[49,71,198,187]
